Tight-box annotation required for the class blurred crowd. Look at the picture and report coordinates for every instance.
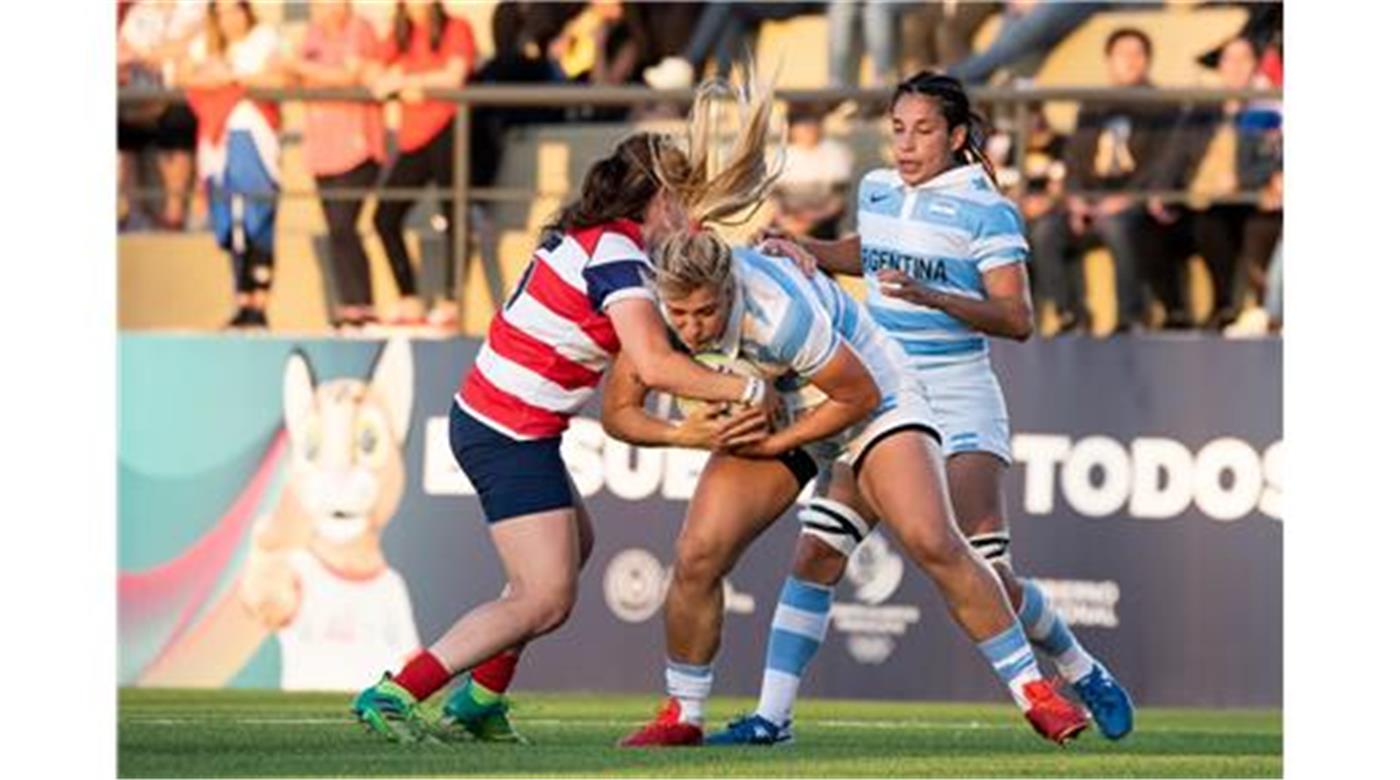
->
[118,0,1282,335]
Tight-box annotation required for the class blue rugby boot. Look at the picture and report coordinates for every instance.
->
[1072,664,1135,740]
[705,713,793,746]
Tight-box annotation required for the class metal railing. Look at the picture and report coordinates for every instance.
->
[118,84,1283,308]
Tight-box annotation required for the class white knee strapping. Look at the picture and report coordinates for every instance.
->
[967,531,1012,565]
[797,497,871,558]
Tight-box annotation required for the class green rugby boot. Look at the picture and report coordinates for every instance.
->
[352,673,430,743]
[440,678,528,744]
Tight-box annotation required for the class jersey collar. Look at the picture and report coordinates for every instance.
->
[898,163,990,194]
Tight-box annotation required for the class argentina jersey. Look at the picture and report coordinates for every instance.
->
[857,164,1028,366]
[714,247,912,415]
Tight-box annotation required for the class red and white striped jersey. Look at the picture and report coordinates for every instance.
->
[457,220,654,439]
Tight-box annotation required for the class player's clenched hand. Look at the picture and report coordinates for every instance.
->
[877,269,941,309]
[671,402,735,450]
[716,407,769,450]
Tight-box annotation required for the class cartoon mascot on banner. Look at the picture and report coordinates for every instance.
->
[139,340,420,690]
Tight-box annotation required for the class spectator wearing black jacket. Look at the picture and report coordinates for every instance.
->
[1028,28,1181,334]
[1151,37,1283,329]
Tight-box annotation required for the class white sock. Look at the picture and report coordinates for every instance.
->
[665,660,712,725]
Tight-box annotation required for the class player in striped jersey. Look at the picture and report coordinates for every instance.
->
[351,112,784,743]
[602,91,1089,742]
[717,72,1133,746]
[610,231,1087,747]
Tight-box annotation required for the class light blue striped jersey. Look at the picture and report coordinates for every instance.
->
[691,247,913,414]
[856,164,1028,366]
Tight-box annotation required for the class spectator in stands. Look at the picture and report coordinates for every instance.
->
[769,102,853,241]
[642,2,820,89]
[370,1,476,333]
[1153,37,1282,330]
[1030,25,1181,331]
[989,106,1083,334]
[547,1,654,121]
[1027,27,1180,335]
[947,1,1104,85]
[174,0,285,329]
[828,1,906,88]
[118,0,205,231]
[898,1,999,76]
[287,0,386,332]
[471,1,567,191]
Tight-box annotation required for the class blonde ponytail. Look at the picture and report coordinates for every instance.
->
[649,65,785,228]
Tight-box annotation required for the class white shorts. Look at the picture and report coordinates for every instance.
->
[803,387,942,476]
[916,355,1012,464]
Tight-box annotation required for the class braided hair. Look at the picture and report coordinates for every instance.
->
[891,71,999,187]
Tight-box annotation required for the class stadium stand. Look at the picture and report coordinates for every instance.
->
[117,1,1278,338]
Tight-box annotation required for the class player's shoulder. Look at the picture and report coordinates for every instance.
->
[733,246,811,298]
[943,178,1023,236]
[858,167,903,194]
[571,219,646,263]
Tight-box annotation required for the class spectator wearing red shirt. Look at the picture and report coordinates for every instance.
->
[370,1,476,332]
[287,0,387,332]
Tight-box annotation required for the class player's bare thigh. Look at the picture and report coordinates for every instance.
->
[675,453,806,577]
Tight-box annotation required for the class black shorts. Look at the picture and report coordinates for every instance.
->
[450,402,575,524]
[118,101,197,153]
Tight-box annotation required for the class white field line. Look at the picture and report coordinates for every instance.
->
[121,716,1017,731]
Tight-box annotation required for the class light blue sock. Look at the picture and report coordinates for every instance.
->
[976,621,1042,711]
[1018,578,1096,683]
[755,576,833,725]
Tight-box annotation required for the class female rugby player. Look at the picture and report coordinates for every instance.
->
[350,107,783,742]
[605,81,1088,743]
[712,72,1134,746]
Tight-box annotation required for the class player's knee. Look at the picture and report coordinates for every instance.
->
[523,582,577,635]
[796,497,870,582]
[793,534,848,586]
[905,527,964,572]
[672,533,728,589]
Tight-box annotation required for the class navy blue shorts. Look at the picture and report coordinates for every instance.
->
[450,403,575,524]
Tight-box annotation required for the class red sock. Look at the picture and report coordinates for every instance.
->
[393,650,452,701]
[471,650,521,696]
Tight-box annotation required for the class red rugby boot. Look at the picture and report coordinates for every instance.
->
[1023,680,1090,745]
[617,698,703,747]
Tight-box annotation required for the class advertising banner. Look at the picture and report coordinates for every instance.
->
[118,335,1280,707]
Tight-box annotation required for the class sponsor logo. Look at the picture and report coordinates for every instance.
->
[601,548,754,624]
[1012,434,1282,522]
[830,532,921,664]
[1028,577,1121,628]
[425,420,1281,525]
[602,548,667,623]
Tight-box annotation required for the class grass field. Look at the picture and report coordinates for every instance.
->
[118,688,1281,778]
